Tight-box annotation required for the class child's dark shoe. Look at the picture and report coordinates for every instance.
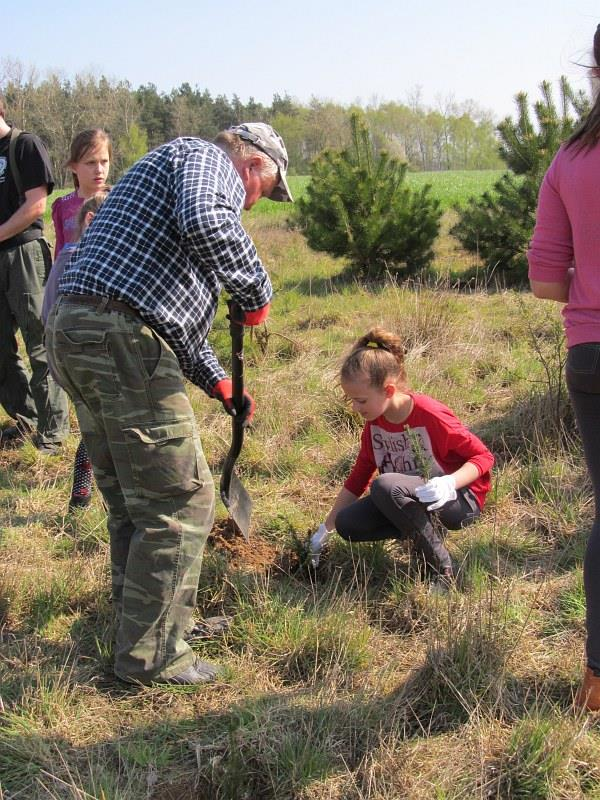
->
[0,419,31,449]
[429,567,455,595]
[69,491,92,511]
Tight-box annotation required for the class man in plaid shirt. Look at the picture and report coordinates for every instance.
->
[45,124,293,686]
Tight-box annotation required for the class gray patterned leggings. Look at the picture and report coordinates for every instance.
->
[335,473,480,574]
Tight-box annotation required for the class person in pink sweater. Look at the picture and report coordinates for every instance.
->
[51,128,111,257]
[309,327,494,587]
[528,24,600,711]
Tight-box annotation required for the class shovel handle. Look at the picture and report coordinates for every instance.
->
[229,301,245,419]
[220,301,245,504]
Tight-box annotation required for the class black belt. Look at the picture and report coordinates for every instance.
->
[0,229,42,252]
[61,293,140,319]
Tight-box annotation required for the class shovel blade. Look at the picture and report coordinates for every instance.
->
[221,470,252,541]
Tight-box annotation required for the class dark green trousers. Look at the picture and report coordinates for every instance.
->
[46,298,215,683]
[0,238,69,443]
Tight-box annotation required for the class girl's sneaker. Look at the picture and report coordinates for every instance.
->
[429,567,455,595]
[69,490,92,510]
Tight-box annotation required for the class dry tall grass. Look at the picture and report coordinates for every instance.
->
[1,210,598,799]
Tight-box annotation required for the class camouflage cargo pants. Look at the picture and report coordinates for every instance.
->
[0,239,69,444]
[45,297,215,683]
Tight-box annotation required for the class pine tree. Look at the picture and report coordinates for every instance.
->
[451,78,590,283]
[296,113,442,279]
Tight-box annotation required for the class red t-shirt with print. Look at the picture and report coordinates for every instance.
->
[344,393,494,509]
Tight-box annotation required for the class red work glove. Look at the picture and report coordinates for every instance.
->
[242,303,270,326]
[212,379,256,426]
[228,300,270,326]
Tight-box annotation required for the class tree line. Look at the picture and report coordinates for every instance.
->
[1,59,502,186]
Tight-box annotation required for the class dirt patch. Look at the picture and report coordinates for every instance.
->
[208,519,279,571]
[208,519,302,575]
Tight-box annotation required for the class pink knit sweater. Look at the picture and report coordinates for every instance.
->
[528,143,600,347]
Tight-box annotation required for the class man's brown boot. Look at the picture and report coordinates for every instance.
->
[575,667,600,711]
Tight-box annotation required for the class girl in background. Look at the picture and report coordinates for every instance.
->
[310,327,494,586]
[44,190,110,510]
[528,24,600,712]
[51,128,111,257]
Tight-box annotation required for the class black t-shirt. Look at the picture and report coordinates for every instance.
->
[0,127,54,250]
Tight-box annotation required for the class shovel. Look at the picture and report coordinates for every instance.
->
[219,301,252,540]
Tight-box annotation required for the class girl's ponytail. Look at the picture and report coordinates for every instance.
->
[341,327,407,389]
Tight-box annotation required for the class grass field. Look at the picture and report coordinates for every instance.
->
[242,171,503,219]
[3,171,599,799]
[45,170,503,228]
[405,169,503,207]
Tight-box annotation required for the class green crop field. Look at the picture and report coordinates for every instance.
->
[45,170,502,234]
[405,169,503,207]
[248,170,502,219]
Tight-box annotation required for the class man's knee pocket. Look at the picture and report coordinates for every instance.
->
[123,421,209,499]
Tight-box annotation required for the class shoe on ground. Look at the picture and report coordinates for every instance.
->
[34,438,62,456]
[69,492,92,511]
[159,659,222,685]
[429,567,455,596]
[575,667,600,711]
[0,423,28,449]
[185,616,232,641]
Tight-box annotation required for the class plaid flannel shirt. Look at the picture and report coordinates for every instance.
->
[58,137,272,394]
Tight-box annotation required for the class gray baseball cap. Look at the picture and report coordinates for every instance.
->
[227,122,293,202]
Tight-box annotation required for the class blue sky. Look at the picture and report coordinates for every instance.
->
[4,0,598,120]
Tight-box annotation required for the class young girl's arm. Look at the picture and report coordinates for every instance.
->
[310,423,373,563]
[416,461,483,511]
[413,400,494,511]
[310,487,358,566]
[449,460,480,490]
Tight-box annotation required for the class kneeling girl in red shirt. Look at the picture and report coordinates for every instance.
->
[310,327,494,582]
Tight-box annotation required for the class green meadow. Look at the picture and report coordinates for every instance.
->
[3,170,599,799]
[248,171,503,218]
[45,170,502,227]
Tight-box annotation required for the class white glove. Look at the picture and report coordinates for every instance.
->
[414,475,457,511]
[309,523,333,567]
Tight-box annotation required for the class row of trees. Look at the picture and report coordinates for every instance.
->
[5,59,583,284]
[0,58,502,185]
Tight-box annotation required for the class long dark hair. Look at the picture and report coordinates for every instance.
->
[66,128,112,188]
[566,25,600,152]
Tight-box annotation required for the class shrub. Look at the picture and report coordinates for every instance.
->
[452,78,589,285]
[295,113,442,280]
[450,171,538,282]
